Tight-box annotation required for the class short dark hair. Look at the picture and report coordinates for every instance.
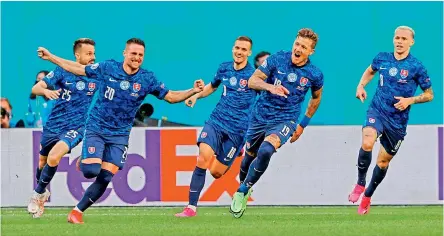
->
[126,38,145,48]
[254,51,271,63]
[73,38,96,54]
[297,28,319,49]
[236,36,253,48]
[36,70,49,78]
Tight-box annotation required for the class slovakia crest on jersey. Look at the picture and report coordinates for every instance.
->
[400,69,408,79]
[88,82,96,91]
[88,146,96,154]
[239,79,247,88]
[300,77,308,86]
[133,83,141,92]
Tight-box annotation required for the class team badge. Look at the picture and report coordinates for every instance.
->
[133,83,141,92]
[229,77,237,86]
[369,118,375,124]
[288,73,297,83]
[239,79,247,88]
[88,146,96,154]
[76,81,85,90]
[200,132,207,138]
[120,81,130,90]
[88,82,96,91]
[400,69,409,79]
[299,77,308,86]
[389,67,398,76]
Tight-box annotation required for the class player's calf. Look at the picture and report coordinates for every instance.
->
[364,149,392,198]
[238,141,275,194]
[239,151,256,184]
[350,127,377,202]
[73,169,114,217]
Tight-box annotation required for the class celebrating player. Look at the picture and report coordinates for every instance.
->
[348,26,434,215]
[230,28,324,218]
[175,36,256,217]
[27,38,98,218]
[37,38,204,224]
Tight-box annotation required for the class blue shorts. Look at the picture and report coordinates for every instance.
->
[40,127,84,156]
[81,129,129,170]
[197,122,245,166]
[245,116,297,154]
[364,110,405,156]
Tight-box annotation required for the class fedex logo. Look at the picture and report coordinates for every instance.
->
[32,129,252,204]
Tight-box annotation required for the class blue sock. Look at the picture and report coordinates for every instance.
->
[188,166,206,206]
[77,169,114,212]
[36,167,43,184]
[357,148,372,186]
[35,164,58,194]
[239,152,255,184]
[364,165,388,197]
[238,142,275,194]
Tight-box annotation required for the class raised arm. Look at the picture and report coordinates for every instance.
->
[37,47,86,76]
[163,79,205,104]
[32,81,61,100]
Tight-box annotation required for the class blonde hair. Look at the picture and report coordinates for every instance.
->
[395,26,415,39]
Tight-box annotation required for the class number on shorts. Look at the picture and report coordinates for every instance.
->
[65,130,78,139]
[105,86,115,100]
[121,146,128,163]
[227,147,237,159]
[280,125,290,137]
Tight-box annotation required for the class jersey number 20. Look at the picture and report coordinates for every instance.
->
[105,86,115,100]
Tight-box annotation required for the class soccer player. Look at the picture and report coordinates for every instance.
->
[348,26,434,215]
[37,38,205,224]
[27,38,98,218]
[175,36,256,217]
[230,28,324,218]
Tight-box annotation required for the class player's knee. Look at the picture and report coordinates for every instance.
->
[258,141,275,158]
[38,157,47,169]
[96,169,114,183]
[361,139,375,151]
[377,159,390,169]
[264,134,281,149]
[47,153,62,166]
[196,155,210,169]
[80,163,101,179]
[210,169,223,179]
[245,150,256,158]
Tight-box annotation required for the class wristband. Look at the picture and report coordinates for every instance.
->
[299,115,311,128]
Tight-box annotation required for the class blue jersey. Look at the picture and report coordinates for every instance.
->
[42,66,98,134]
[84,60,170,136]
[369,52,432,134]
[207,61,256,135]
[253,50,324,124]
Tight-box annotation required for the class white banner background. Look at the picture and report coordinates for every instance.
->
[1,126,442,207]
